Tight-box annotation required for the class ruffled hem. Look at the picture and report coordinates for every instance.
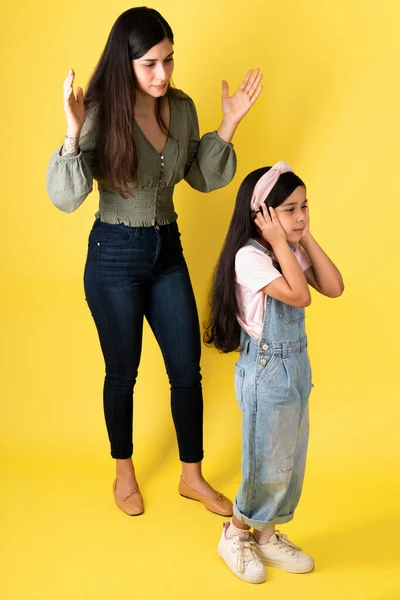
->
[95,211,178,228]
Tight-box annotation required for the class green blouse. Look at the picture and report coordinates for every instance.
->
[46,90,237,227]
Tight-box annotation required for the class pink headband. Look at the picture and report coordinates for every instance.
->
[251,161,293,211]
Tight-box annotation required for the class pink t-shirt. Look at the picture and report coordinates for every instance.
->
[235,241,312,340]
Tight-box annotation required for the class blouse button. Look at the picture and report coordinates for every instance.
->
[262,344,269,351]
[161,162,165,167]
[260,359,267,366]
[160,155,164,160]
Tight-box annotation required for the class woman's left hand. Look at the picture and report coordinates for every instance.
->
[221,69,263,125]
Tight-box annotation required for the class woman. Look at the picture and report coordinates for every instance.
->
[46,7,263,517]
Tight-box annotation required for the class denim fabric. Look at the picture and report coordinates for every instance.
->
[83,219,203,461]
[233,239,312,530]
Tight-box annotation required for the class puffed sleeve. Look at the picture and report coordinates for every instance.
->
[46,106,99,213]
[183,97,237,192]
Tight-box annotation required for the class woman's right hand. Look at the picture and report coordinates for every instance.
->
[63,68,85,137]
[254,206,287,246]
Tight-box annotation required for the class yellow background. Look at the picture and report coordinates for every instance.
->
[1,0,399,598]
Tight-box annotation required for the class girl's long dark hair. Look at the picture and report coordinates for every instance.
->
[204,167,305,353]
[84,7,176,196]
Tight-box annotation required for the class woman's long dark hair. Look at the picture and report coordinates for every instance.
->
[204,167,305,353]
[84,7,176,195]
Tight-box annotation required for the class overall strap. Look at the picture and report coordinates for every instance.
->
[246,238,272,255]
[245,238,274,349]
[244,238,306,350]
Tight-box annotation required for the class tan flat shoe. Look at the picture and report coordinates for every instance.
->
[179,477,233,516]
[113,479,144,516]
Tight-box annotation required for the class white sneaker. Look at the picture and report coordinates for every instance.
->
[218,522,266,584]
[254,531,314,573]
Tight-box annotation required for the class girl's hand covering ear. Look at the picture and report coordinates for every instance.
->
[254,206,287,245]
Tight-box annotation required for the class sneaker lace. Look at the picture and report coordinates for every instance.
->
[273,531,302,556]
[233,537,262,573]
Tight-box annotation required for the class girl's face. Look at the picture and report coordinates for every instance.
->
[132,38,174,98]
[273,186,308,243]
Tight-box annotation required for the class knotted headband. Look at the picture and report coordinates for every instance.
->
[250,161,293,211]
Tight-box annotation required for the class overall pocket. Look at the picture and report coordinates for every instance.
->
[234,364,245,409]
[256,353,278,387]
[278,302,305,325]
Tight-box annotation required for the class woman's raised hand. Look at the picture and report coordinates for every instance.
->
[63,68,85,136]
[221,69,263,125]
[254,206,287,246]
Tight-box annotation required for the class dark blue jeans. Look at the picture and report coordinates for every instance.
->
[83,219,203,461]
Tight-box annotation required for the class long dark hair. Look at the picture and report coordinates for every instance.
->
[84,7,176,195]
[204,166,305,353]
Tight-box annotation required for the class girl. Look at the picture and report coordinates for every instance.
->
[46,7,263,517]
[206,162,344,583]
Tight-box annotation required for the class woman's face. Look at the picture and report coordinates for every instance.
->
[132,38,174,98]
[272,186,308,243]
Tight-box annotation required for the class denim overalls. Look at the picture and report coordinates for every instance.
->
[233,239,312,530]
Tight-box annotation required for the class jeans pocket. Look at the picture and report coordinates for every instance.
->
[234,364,245,409]
[101,232,132,245]
[89,222,133,247]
